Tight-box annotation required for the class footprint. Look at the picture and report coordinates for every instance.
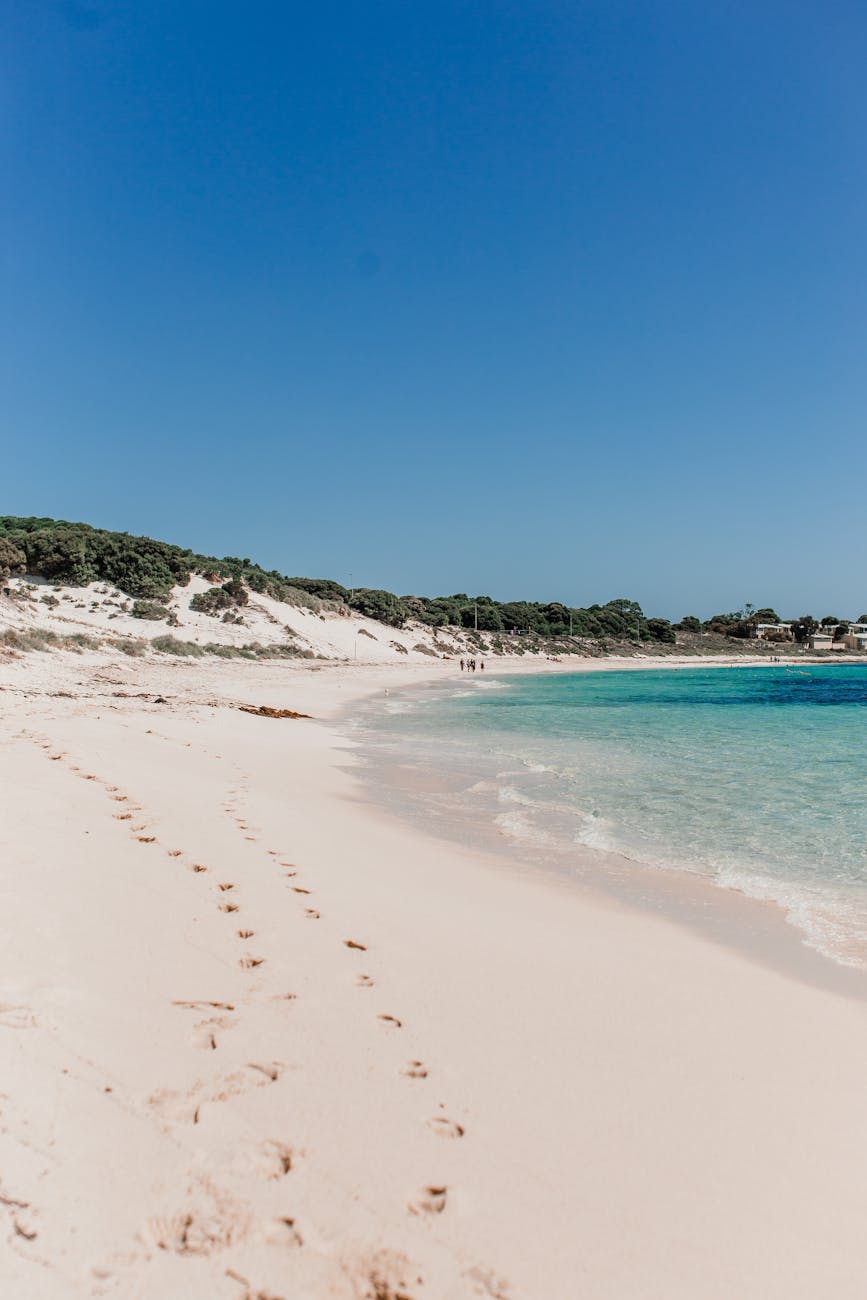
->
[218,883,236,892]
[191,1019,223,1050]
[427,1116,464,1138]
[291,886,311,895]
[167,850,183,858]
[408,1185,447,1216]
[377,1014,402,1029]
[239,956,265,970]
[191,864,207,873]
[147,1208,237,1256]
[259,1140,293,1179]
[147,1088,200,1126]
[304,908,320,919]
[465,1267,513,1298]
[264,1216,303,1249]
[137,836,157,844]
[237,929,254,940]
[113,813,132,821]
[12,1216,38,1240]
[219,903,239,914]
[344,939,367,951]
[0,1005,36,1030]
[355,974,374,988]
[172,1000,235,1011]
[401,1061,428,1079]
[246,1061,282,1083]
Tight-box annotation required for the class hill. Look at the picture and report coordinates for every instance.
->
[0,515,814,663]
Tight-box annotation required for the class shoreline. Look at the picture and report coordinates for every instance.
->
[2,648,867,1296]
[341,660,867,998]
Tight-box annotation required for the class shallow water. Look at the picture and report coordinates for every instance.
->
[353,665,867,969]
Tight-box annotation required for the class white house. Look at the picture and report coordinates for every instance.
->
[808,623,867,652]
[752,622,793,641]
[842,624,867,652]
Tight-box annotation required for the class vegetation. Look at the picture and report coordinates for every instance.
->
[0,518,857,653]
[0,537,26,580]
[190,578,248,616]
[1,627,100,653]
[131,600,172,621]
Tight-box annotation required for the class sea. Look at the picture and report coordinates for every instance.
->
[351,664,867,971]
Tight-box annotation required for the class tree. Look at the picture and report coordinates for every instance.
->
[791,616,818,643]
[0,538,26,580]
[676,616,701,633]
[348,588,408,627]
[645,618,676,643]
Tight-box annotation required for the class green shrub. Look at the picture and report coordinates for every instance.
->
[132,600,171,621]
[0,538,26,579]
[190,578,248,616]
[0,627,99,653]
[151,635,205,657]
[349,588,408,627]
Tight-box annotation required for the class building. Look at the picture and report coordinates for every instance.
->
[752,622,793,641]
[807,624,867,652]
[842,624,867,652]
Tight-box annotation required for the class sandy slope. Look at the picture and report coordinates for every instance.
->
[0,573,481,662]
[1,646,867,1299]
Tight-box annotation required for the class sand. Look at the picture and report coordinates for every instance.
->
[1,645,867,1299]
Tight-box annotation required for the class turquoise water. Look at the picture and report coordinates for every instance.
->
[359,665,867,968]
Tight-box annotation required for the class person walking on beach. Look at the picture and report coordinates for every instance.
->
[460,658,465,672]
[480,661,484,671]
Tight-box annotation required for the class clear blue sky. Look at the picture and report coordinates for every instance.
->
[3,1,865,619]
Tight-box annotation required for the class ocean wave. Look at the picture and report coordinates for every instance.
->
[496,784,536,807]
[573,811,618,853]
[715,866,867,970]
[494,809,558,847]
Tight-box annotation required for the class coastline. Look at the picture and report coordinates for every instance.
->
[2,648,867,1296]
[345,664,867,996]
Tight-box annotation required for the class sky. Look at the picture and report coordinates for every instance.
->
[2,1,866,619]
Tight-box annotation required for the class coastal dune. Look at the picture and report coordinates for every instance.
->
[1,651,867,1298]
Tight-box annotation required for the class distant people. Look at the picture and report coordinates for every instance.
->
[480,661,485,671]
[460,658,465,672]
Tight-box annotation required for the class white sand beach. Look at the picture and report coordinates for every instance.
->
[1,637,866,1300]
